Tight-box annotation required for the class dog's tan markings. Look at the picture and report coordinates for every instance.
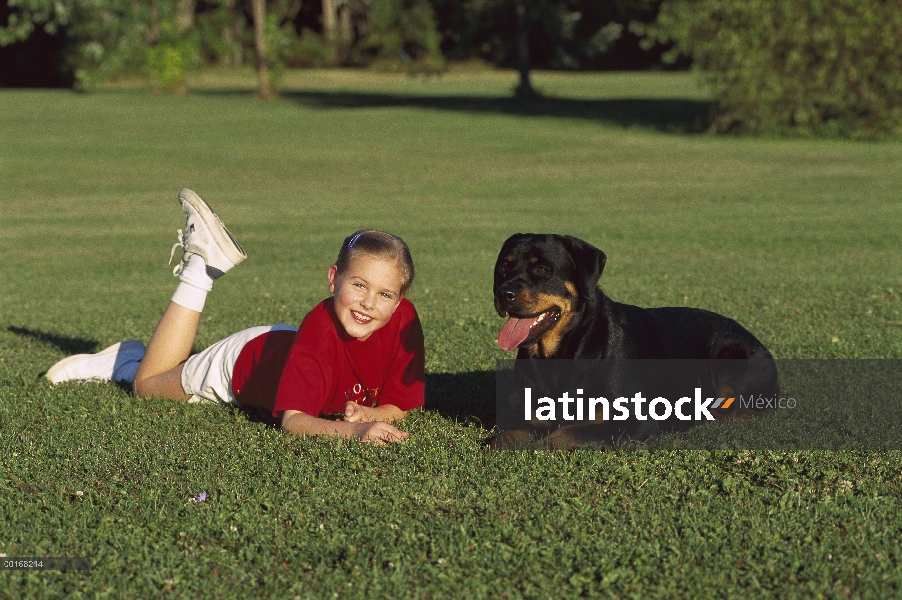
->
[530,292,573,358]
[504,254,513,262]
[533,293,570,314]
[515,292,564,317]
[564,281,577,297]
[529,256,539,264]
[538,310,575,357]
[518,289,535,306]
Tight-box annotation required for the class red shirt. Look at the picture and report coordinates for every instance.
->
[232,298,424,417]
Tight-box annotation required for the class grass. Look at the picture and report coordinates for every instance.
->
[1,68,901,597]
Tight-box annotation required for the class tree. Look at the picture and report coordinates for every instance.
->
[1,0,199,90]
[355,0,444,72]
[249,0,273,97]
[634,0,902,137]
[429,0,660,70]
[248,0,302,97]
[513,0,534,97]
[0,0,301,94]
[0,0,71,46]
[321,0,337,63]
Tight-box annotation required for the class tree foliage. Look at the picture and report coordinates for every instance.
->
[1,0,448,86]
[358,0,444,71]
[0,0,71,45]
[1,0,667,89]
[430,0,660,70]
[0,0,201,89]
[634,0,902,138]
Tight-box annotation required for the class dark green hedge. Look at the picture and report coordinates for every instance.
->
[634,0,902,138]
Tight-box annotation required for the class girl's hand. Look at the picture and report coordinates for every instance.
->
[343,402,407,424]
[281,409,407,444]
[343,401,372,423]
[352,421,409,445]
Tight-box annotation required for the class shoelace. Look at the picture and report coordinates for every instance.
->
[169,228,187,276]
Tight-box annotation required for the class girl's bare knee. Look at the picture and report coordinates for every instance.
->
[132,368,190,401]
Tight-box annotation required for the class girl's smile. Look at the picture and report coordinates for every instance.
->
[351,310,373,324]
[328,255,403,341]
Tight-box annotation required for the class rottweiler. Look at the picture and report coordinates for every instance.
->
[492,233,779,448]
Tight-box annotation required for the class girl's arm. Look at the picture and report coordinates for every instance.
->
[342,402,406,424]
[281,409,409,445]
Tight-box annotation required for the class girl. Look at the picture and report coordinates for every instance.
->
[46,189,424,445]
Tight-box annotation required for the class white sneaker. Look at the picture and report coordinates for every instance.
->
[45,340,146,384]
[169,188,247,280]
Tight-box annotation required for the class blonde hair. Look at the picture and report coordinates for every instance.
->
[336,229,415,295]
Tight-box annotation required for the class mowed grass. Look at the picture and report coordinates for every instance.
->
[1,69,901,597]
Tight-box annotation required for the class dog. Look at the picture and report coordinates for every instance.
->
[492,233,779,449]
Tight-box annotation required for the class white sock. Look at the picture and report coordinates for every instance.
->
[179,255,214,291]
[171,255,213,312]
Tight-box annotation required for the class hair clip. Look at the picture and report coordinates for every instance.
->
[347,231,365,248]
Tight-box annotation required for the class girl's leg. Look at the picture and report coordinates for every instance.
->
[47,188,246,396]
[134,188,247,400]
[132,302,199,400]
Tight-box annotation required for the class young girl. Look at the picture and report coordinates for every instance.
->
[46,189,424,445]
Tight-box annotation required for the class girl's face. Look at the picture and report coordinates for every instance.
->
[328,254,404,341]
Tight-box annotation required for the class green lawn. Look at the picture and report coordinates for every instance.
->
[1,69,901,597]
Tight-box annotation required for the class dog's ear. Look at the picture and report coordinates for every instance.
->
[560,235,606,298]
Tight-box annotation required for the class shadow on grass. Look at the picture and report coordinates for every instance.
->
[425,371,495,429]
[198,89,714,133]
[7,326,99,355]
[288,92,714,133]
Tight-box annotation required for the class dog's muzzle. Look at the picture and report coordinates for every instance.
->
[494,283,521,316]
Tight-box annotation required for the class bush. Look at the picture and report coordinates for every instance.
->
[284,29,334,68]
[356,0,446,73]
[633,0,902,138]
[145,23,198,93]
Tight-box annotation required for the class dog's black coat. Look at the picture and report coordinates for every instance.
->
[493,233,779,448]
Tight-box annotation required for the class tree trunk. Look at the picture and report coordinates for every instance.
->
[175,0,196,34]
[250,0,274,98]
[322,0,338,65]
[514,0,534,98]
[322,0,337,39]
[147,0,161,44]
[339,5,353,44]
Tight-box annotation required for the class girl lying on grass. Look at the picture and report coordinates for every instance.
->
[47,189,424,445]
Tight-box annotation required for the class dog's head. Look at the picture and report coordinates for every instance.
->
[493,233,606,355]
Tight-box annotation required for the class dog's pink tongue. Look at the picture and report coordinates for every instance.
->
[498,316,538,352]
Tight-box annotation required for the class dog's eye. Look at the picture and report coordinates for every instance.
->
[535,266,549,275]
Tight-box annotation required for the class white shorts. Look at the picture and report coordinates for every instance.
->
[181,324,298,406]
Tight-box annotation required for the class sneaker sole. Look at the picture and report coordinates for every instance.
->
[45,340,145,384]
[178,188,248,279]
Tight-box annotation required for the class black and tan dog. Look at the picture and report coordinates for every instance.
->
[493,233,779,448]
